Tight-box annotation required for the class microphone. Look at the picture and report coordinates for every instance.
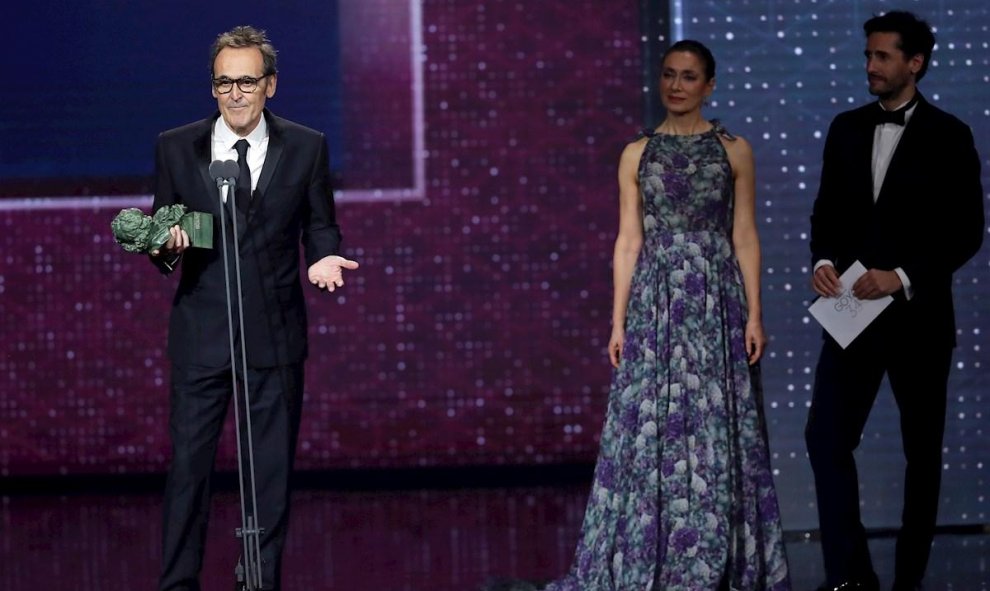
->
[209,160,240,186]
[222,159,239,182]
[209,160,226,186]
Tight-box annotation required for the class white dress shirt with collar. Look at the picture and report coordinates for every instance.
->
[212,115,270,202]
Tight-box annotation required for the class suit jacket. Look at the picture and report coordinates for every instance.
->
[810,94,984,347]
[151,109,341,368]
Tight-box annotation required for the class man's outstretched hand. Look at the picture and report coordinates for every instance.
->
[308,255,360,292]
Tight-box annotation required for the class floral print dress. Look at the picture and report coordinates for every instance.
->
[544,124,790,591]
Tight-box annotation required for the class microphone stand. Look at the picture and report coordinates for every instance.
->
[211,160,265,591]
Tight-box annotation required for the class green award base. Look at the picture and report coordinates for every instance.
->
[179,211,213,249]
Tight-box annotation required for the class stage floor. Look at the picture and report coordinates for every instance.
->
[1,485,986,590]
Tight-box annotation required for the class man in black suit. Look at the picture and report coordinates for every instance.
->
[806,11,983,591]
[150,26,358,591]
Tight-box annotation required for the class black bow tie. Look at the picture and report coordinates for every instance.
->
[873,97,918,126]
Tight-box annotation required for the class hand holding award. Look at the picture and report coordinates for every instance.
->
[111,205,212,254]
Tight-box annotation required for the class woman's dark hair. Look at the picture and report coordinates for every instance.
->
[864,11,935,82]
[661,40,716,81]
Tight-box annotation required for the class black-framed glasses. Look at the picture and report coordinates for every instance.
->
[212,74,270,94]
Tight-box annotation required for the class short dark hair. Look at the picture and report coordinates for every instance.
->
[662,39,716,81]
[210,25,278,77]
[864,11,935,82]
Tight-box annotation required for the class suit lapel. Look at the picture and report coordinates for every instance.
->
[252,111,284,216]
[192,114,244,239]
[875,99,926,206]
[194,121,226,219]
[235,111,284,243]
[854,116,876,207]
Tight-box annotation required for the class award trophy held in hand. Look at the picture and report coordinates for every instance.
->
[110,204,213,254]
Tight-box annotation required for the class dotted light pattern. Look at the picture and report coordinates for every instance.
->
[678,0,990,529]
[0,0,987,534]
[0,1,640,475]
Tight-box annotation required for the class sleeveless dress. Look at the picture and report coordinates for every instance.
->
[543,123,790,591]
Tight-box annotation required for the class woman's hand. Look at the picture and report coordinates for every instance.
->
[745,317,767,365]
[608,326,625,369]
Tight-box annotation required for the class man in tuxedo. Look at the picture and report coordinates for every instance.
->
[806,11,983,591]
[150,26,358,591]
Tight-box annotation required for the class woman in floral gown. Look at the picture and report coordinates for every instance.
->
[538,40,791,591]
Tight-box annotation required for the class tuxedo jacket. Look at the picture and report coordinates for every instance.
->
[151,110,341,368]
[810,94,984,348]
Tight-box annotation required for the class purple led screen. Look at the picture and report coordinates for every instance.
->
[0,1,641,475]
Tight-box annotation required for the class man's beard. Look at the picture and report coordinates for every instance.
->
[868,76,908,100]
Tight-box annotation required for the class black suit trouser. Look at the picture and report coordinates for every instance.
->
[805,329,950,588]
[159,361,304,591]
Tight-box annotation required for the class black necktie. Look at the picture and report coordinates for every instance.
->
[873,96,918,126]
[234,139,251,213]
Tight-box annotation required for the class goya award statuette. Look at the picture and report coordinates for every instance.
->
[111,204,213,254]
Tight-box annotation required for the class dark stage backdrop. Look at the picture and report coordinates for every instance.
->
[0,0,987,531]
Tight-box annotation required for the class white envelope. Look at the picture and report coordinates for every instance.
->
[808,260,893,349]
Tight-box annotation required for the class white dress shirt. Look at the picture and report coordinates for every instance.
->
[212,116,269,202]
[872,98,917,298]
[872,98,917,202]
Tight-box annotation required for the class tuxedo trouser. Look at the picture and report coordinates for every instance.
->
[159,361,304,591]
[805,333,950,588]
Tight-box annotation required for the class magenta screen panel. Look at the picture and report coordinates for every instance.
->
[0,1,642,475]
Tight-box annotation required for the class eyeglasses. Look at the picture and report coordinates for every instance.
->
[212,74,270,94]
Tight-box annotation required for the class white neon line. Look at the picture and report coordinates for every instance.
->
[2,0,427,212]
[410,0,426,200]
[671,0,685,41]
[0,196,152,211]
[339,187,423,202]
[0,187,424,211]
